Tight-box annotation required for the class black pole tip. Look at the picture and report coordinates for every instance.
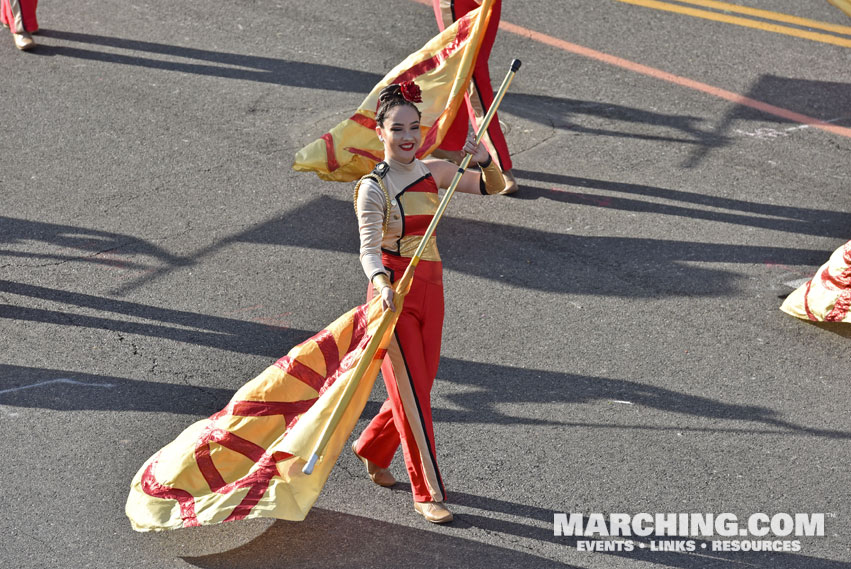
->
[510,59,522,72]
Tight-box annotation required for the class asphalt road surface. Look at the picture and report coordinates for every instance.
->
[2,1,850,567]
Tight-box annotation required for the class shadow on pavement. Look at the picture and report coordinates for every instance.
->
[0,365,235,416]
[360,358,851,440]
[5,355,847,440]
[181,506,572,569]
[111,195,826,298]
[32,30,381,93]
[683,74,851,168]
[501,92,726,149]
[0,215,184,270]
[452,492,850,569]
[0,280,313,357]
[1,192,831,300]
[434,359,851,439]
[182,495,849,569]
[509,171,851,240]
[803,320,851,340]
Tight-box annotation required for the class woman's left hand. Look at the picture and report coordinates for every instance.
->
[462,133,490,164]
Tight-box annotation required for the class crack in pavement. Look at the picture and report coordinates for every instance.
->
[511,117,558,157]
[0,240,140,270]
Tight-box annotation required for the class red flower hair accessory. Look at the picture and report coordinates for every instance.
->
[399,81,423,103]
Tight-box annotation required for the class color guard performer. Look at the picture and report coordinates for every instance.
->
[351,82,505,523]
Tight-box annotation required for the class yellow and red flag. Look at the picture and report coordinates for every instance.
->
[829,0,851,18]
[126,293,401,531]
[292,0,495,182]
[781,240,851,324]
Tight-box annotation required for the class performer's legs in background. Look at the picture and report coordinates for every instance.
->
[1,0,38,50]
[430,0,516,192]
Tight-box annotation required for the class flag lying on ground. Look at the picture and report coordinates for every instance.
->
[829,0,851,18]
[126,293,401,531]
[781,240,851,324]
[292,0,494,182]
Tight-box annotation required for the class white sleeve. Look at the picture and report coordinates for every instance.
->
[356,178,389,281]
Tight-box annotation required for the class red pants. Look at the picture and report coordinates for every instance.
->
[354,255,446,503]
[433,0,512,171]
[1,0,38,34]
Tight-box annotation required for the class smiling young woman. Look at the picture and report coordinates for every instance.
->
[350,82,504,524]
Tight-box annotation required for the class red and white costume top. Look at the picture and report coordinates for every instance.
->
[356,157,441,279]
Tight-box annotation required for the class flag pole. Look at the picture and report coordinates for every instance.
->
[402,58,522,279]
[302,59,522,475]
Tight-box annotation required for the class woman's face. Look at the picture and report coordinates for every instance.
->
[376,105,421,164]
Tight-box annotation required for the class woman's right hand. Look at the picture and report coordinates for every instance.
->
[379,285,396,312]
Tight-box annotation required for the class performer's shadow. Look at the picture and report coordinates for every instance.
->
[181,506,573,569]
[182,493,849,569]
[803,320,851,340]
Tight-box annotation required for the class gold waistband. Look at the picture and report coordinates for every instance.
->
[398,235,440,261]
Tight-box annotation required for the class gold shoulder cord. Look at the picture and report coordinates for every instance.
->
[353,173,392,236]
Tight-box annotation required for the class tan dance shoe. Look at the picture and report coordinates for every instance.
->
[13,31,35,51]
[352,443,396,487]
[414,501,454,524]
[499,169,518,195]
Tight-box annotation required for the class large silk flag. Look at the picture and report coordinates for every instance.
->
[781,240,851,324]
[292,0,494,182]
[126,292,403,531]
[829,0,851,18]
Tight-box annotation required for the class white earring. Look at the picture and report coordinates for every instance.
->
[378,137,384,142]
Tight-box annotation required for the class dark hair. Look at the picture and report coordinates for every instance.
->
[375,84,422,127]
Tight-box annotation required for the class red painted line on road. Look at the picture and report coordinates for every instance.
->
[408,0,851,139]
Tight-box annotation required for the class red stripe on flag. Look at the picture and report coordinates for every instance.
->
[803,279,817,321]
[315,328,341,376]
[390,15,474,84]
[287,359,326,391]
[345,147,383,162]
[274,355,326,392]
[195,428,269,492]
[826,290,851,322]
[221,458,280,522]
[348,305,369,353]
[140,455,200,527]
[350,113,377,130]
[195,439,228,492]
[221,450,294,522]
[222,476,274,521]
[417,121,442,158]
[230,399,317,417]
[321,133,340,172]
[219,451,292,522]
[214,432,269,464]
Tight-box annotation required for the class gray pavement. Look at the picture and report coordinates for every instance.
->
[1,0,850,567]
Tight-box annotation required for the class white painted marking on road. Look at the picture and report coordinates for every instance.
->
[610,400,634,405]
[783,278,811,289]
[735,118,848,140]
[784,117,847,133]
[733,128,788,139]
[0,378,116,395]
[0,406,20,417]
